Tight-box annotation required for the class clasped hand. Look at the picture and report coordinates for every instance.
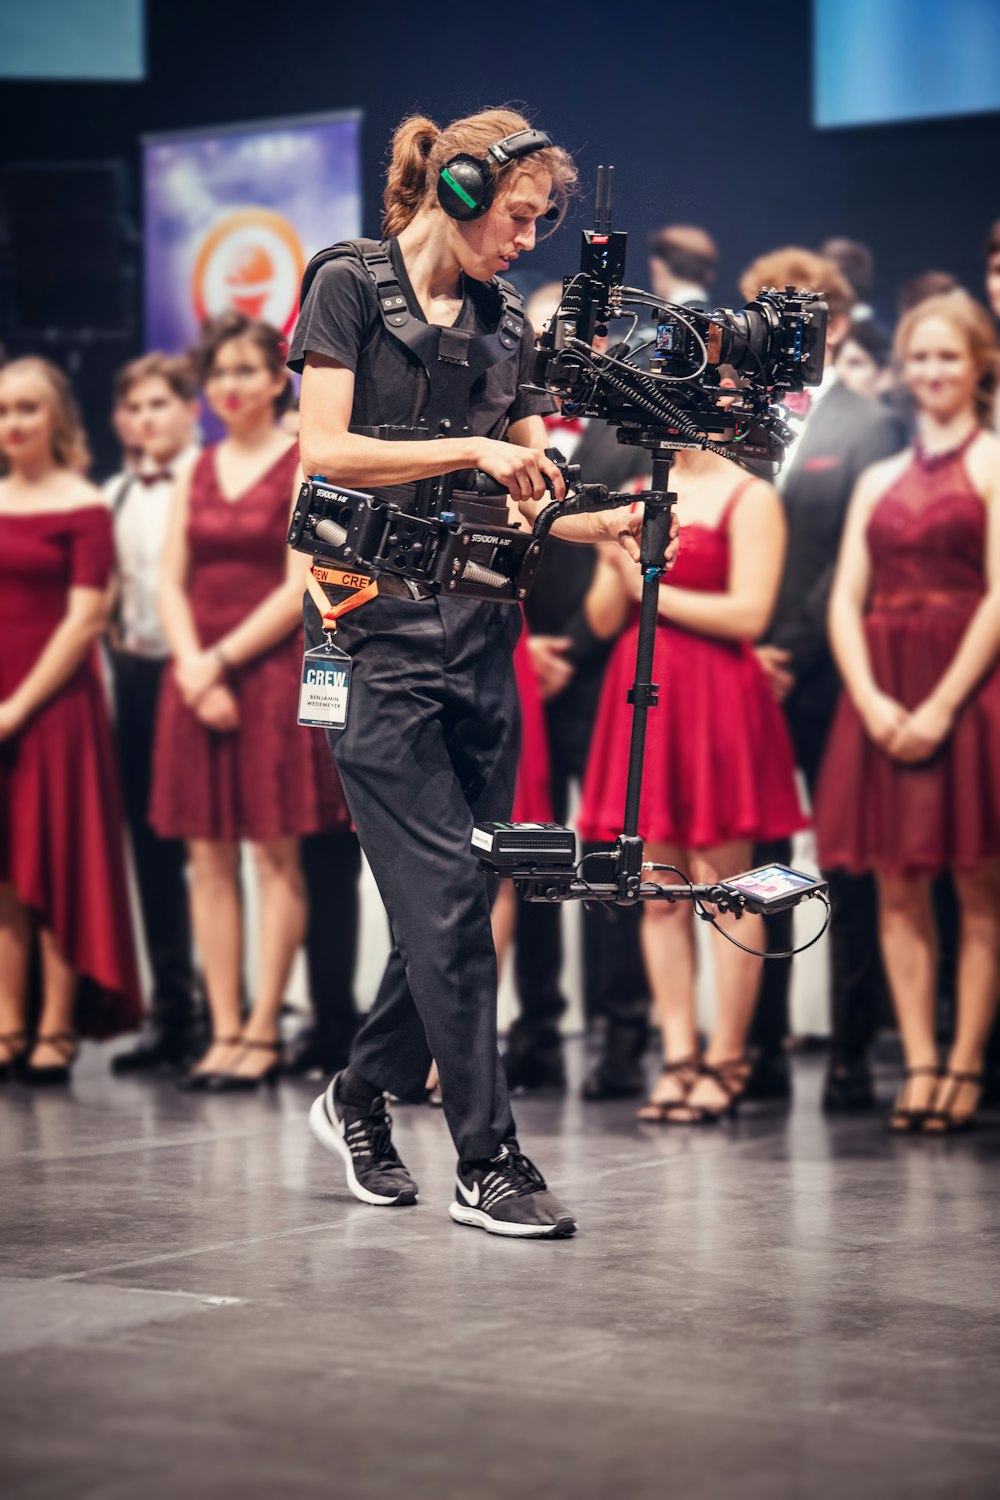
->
[861,690,953,763]
[175,650,239,732]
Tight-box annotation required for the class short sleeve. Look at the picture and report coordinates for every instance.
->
[287,257,376,374]
[507,318,557,425]
[69,506,114,589]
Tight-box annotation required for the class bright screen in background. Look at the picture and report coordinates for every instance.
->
[0,0,144,80]
[814,0,1000,128]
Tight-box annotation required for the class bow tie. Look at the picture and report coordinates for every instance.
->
[544,414,584,434]
[782,391,812,419]
[136,469,174,487]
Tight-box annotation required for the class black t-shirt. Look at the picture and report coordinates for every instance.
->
[287,238,554,435]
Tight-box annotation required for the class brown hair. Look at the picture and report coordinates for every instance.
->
[114,351,198,405]
[382,107,577,238]
[739,247,854,321]
[894,290,998,423]
[896,270,959,316]
[984,219,1000,260]
[0,356,84,469]
[194,312,293,415]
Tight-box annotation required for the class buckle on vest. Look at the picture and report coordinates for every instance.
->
[438,328,471,367]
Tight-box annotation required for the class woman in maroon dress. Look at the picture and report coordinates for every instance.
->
[817,293,1000,1133]
[151,315,349,1090]
[578,450,805,1123]
[0,358,141,1082]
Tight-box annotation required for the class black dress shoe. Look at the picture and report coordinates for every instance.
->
[582,1022,648,1100]
[111,1027,193,1075]
[176,1036,241,1092]
[23,1031,78,1087]
[503,1035,566,1093]
[742,1052,793,1102]
[822,1056,877,1112]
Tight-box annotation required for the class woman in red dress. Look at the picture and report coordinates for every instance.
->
[578,449,805,1123]
[0,358,141,1083]
[151,314,349,1090]
[817,293,1000,1133]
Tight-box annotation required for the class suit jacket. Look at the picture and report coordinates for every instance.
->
[767,381,906,731]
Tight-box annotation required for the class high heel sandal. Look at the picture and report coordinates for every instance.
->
[637,1053,701,1122]
[886,1065,941,1134]
[0,1030,29,1083]
[922,1069,985,1134]
[177,1036,242,1092]
[207,1039,282,1093]
[23,1031,79,1087]
[661,1055,751,1125]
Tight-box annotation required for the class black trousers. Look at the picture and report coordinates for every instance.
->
[301,830,362,1060]
[111,652,196,1026]
[306,591,520,1164]
[751,707,888,1062]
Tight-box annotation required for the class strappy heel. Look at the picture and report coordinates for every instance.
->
[662,1055,752,1125]
[177,1035,242,1092]
[886,1065,941,1134]
[922,1069,985,1134]
[24,1031,78,1087]
[637,1052,701,1122]
[207,1038,282,1093]
[0,1030,29,1083]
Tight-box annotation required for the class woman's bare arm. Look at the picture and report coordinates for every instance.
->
[0,583,107,737]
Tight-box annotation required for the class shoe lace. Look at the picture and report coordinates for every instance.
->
[491,1143,547,1198]
[349,1101,401,1166]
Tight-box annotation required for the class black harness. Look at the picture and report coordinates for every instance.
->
[299,237,526,441]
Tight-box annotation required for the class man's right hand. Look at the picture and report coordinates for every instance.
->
[528,636,574,701]
[471,438,566,505]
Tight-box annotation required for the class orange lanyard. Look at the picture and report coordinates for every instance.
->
[306,562,379,633]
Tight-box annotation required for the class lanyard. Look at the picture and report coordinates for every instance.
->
[306,562,379,633]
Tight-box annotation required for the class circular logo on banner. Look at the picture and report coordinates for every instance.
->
[192,209,306,334]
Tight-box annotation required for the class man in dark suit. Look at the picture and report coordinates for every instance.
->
[738,248,908,1109]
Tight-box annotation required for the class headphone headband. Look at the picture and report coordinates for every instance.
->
[486,129,553,167]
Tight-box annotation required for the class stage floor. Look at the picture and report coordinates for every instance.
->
[3,1044,999,1499]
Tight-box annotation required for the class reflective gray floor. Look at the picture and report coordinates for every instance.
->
[2,1043,1000,1500]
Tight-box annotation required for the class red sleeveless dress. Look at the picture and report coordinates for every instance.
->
[0,505,141,1037]
[150,445,350,841]
[510,622,554,824]
[815,434,1000,875]
[577,483,806,848]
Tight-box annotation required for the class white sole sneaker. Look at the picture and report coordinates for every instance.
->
[449,1202,576,1238]
[308,1089,417,1207]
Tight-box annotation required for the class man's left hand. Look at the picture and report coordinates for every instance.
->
[602,505,680,566]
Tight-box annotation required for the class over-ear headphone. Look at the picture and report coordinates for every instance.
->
[437,128,554,222]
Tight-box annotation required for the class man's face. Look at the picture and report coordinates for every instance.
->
[125,376,197,464]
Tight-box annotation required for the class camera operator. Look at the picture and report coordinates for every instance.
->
[741,248,907,1110]
[291,109,676,1239]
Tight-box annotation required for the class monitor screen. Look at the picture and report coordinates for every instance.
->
[0,0,144,81]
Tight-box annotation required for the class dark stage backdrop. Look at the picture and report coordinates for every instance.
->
[1,0,997,469]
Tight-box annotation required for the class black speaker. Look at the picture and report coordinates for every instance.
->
[1,161,134,335]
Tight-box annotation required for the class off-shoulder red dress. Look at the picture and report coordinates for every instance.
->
[577,482,806,848]
[149,445,350,842]
[815,433,1000,875]
[0,504,141,1037]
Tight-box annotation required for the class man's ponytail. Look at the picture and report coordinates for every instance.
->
[382,115,441,236]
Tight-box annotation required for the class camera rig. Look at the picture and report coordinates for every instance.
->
[290,167,831,941]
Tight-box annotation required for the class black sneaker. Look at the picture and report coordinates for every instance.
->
[308,1073,418,1206]
[450,1141,576,1239]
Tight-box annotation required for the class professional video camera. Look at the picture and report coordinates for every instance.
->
[530,166,829,467]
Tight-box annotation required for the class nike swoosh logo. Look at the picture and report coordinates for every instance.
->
[457,1177,480,1207]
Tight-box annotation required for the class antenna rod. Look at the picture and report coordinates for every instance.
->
[594,165,605,231]
[605,165,614,231]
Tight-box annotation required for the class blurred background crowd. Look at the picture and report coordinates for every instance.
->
[2,0,1000,1137]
